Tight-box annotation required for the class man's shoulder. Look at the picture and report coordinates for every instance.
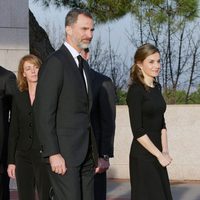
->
[90,68,111,82]
[0,66,15,79]
[45,44,73,64]
[0,66,10,74]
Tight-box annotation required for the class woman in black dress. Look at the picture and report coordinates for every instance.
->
[7,54,51,200]
[127,44,173,200]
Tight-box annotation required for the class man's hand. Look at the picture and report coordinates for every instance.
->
[49,154,67,175]
[7,164,16,179]
[95,158,110,174]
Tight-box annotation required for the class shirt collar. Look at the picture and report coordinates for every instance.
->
[64,41,80,58]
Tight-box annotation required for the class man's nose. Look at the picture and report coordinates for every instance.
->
[87,30,93,39]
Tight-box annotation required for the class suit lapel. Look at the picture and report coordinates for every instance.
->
[59,45,88,93]
[59,45,92,108]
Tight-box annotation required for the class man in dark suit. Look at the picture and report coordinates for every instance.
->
[0,66,16,200]
[81,49,116,200]
[34,8,97,200]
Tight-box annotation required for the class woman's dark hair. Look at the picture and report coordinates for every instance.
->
[129,43,160,90]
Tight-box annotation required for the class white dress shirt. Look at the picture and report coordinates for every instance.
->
[64,42,88,92]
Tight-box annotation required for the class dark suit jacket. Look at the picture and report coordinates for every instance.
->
[34,44,97,167]
[0,66,16,165]
[8,90,40,164]
[90,69,116,157]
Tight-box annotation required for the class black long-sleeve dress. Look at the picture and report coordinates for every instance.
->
[127,82,173,200]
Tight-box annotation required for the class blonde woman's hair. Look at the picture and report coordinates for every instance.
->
[17,54,42,92]
[129,43,160,90]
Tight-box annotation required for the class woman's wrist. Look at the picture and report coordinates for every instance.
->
[162,151,169,155]
[155,151,163,159]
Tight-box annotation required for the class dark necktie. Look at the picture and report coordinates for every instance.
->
[77,55,87,92]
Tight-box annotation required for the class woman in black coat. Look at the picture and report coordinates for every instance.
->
[7,54,51,200]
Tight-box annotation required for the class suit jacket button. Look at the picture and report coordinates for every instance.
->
[29,135,32,139]
[29,123,32,127]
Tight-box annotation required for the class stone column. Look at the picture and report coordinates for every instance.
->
[0,0,29,72]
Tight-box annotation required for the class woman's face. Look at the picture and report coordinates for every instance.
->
[138,52,160,78]
[23,61,39,84]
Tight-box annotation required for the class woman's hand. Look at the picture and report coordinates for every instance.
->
[163,152,172,163]
[7,164,16,179]
[157,152,172,167]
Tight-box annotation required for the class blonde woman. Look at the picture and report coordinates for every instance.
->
[7,54,51,200]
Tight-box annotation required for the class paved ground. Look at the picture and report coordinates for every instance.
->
[107,179,200,200]
[10,179,200,200]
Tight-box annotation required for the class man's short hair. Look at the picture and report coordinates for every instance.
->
[65,8,93,27]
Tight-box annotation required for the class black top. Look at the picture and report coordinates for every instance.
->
[127,82,166,158]
[8,90,40,164]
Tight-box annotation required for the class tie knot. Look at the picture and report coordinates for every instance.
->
[77,55,83,64]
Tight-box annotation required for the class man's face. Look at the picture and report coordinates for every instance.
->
[66,14,94,52]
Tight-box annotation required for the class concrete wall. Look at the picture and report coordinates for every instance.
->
[108,105,200,181]
[0,0,29,72]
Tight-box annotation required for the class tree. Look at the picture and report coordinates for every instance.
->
[88,38,129,103]
[29,10,55,61]
[30,0,131,61]
[127,0,200,103]
[188,85,200,104]
[30,0,200,103]
[33,0,131,22]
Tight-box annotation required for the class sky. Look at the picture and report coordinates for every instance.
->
[29,1,135,67]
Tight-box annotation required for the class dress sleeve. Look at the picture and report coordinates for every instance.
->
[126,84,147,139]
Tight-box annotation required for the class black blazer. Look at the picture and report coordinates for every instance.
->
[90,69,116,157]
[34,44,98,167]
[0,66,16,164]
[8,91,40,164]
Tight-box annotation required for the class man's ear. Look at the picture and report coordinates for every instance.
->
[66,26,72,36]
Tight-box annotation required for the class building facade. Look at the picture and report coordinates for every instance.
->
[0,0,29,72]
